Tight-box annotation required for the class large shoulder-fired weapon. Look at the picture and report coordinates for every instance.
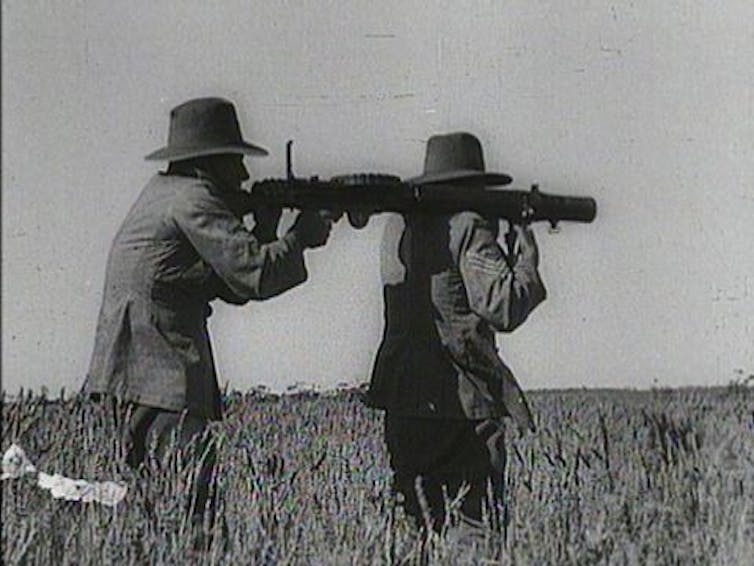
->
[230,141,597,228]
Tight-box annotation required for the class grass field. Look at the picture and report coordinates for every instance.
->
[2,385,752,565]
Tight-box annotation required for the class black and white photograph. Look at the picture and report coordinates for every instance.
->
[2,1,752,563]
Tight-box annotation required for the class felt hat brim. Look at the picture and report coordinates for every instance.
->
[145,141,268,161]
[407,169,512,186]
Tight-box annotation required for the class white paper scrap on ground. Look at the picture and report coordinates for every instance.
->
[2,443,127,506]
[1,443,37,479]
[37,473,128,506]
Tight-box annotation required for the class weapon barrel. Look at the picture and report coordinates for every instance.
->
[531,192,597,224]
[242,177,597,226]
[413,185,597,224]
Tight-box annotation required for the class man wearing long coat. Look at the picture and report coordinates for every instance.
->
[367,132,546,531]
[84,97,332,537]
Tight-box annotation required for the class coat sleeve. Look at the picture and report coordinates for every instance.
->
[451,212,546,332]
[170,183,307,301]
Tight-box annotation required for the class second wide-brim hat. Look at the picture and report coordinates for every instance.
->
[145,97,268,161]
[408,132,512,186]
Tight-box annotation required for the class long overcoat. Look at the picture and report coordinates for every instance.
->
[85,172,307,418]
[367,212,546,431]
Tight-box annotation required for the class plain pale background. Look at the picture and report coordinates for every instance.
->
[2,1,753,394]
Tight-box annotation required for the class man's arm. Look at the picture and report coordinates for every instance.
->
[249,205,283,244]
[170,181,310,301]
[451,212,546,332]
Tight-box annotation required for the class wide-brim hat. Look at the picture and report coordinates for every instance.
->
[407,132,512,186]
[145,97,268,161]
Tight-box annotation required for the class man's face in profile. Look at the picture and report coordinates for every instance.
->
[205,153,250,192]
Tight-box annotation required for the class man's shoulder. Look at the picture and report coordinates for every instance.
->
[152,173,215,196]
[153,173,226,212]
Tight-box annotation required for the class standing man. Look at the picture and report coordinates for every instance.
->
[367,132,546,532]
[83,97,332,540]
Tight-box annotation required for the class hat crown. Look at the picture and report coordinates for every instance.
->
[407,131,511,186]
[167,97,243,149]
[423,132,486,176]
[145,97,267,160]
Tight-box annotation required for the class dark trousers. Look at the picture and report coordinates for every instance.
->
[384,413,506,532]
[125,404,218,533]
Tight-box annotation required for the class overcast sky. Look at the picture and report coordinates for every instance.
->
[2,1,753,395]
